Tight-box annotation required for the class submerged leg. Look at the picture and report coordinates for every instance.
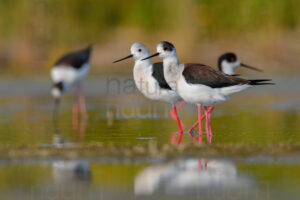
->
[172,104,184,134]
[188,115,206,134]
[72,90,79,129]
[189,106,214,133]
[169,102,186,129]
[170,132,184,145]
[207,106,214,136]
[177,101,187,109]
[77,85,88,120]
[197,104,202,144]
[204,106,210,138]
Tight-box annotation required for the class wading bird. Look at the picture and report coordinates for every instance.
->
[51,45,92,126]
[113,42,186,134]
[142,41,273,143]
[218,52,262,75]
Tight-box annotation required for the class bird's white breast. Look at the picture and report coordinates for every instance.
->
[133,62,181,104]
[177,75,228,106]
[51,63,90,85]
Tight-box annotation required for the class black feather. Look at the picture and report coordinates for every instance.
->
[161,41,175,52]
[54,45,92,69]
[152,62,172,90]
[182,63,250,88]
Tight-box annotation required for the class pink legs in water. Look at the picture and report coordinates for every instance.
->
[188,112,206,134]
[169,101,186,130]
[72,93,79,128]
[169,102,186,145]
[171,104,184,134]
[204,106,214,137]
[197,105,202,143]
[78,86,87,120]
[169,102,214,145]
[72,85,87,129]
[187,105,214,144]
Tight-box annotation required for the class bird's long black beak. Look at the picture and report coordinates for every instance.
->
[53,98,60,120]
[142,52,160,61]
[113,54,133,63]
[240,63,263,72]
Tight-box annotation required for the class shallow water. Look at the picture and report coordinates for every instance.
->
[0,157,300,200]
[0,76,299,199]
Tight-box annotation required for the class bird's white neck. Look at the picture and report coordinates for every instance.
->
[134,59,152,73]
[163,56,182,91]
[221,61,236,75]
[133,59,152,93]
[135,58,151,67]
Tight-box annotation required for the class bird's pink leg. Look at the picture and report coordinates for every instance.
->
[77,85,87,120]
[169,101,186,128]
[204,106,210,139]
[207,134,212,144]
[197,104,202,144]
[187,115,206,133]
[207,106,214,136]
[177,101,187,109]
[72,89,79,129]
[189,106,214,133]
[170,132,184,145]
[172,104,184,134]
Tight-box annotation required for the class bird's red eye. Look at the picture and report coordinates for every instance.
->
[231,58,236,62]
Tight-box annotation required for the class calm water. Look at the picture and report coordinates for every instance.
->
[0,76,299,199]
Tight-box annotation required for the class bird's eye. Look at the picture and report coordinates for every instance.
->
[138,49,142,52]
[163,47,167,51]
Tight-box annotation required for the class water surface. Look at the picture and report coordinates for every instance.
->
[0,76,299,199]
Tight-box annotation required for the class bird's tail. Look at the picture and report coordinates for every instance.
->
[249,79,274,85]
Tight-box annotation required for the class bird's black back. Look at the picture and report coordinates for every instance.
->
[55,45,92,69]
[152,62,172,90]
[183,63,250,88]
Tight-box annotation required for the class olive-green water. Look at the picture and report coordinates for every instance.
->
[0,76,299,200]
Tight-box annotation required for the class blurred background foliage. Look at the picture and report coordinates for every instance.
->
[0,0,299,75]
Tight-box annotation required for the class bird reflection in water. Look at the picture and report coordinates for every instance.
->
[134,158,252,196]
[73,118,87,142]
[52,160,90,183]
[53,115,87,146]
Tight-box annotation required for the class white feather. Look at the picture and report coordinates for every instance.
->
[133,61,182,105]
[50,63,89,88]
[219,84,251,96]
[176,74,251,106]
[221,60,239,75]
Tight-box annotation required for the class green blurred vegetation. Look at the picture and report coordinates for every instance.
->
[0,0,299,41]
[0,0,299,74]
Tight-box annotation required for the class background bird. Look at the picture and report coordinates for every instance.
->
[218,52,262,75]
[51,45,92,126]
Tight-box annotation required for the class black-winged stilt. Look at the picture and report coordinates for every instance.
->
[51,45,92,125]
[113,42,185,133]
[218,52,262,75]
[142,41,273,143]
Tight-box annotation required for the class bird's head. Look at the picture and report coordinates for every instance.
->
[141,41,177,61]
[113,42,150,63]
[218,52,262,75]
[51,82,65,99]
